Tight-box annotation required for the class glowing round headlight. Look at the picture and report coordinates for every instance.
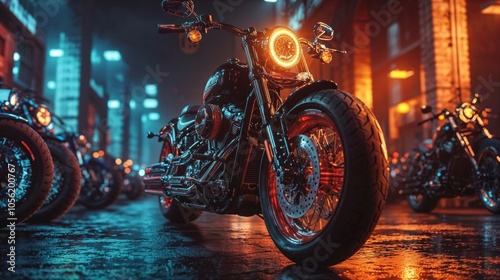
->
[268,27,301,69]
[457,102,477,123]
[35,106,52,126]
[8,92,18,107]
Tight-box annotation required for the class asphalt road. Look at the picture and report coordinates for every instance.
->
[1,195,499,279]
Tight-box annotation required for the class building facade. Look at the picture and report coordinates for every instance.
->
[280,0,500,155]
[0,0,44,94]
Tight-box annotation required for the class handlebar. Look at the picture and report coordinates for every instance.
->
[158,24,185,34]
[417,116,435,126]
[158,16,250,37]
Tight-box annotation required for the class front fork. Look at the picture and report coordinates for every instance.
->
[448,116,493,174]
[242,39,294,183]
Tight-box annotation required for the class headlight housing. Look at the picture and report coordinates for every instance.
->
[35,106,52,127]
[457,102,477,124]
[8,91,19,107]
[267,27,301,70]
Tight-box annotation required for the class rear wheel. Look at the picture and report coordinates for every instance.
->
[407,194,440,213]
[29,140,81,222]
[476,138,500,214]
[260,90,388,267]
[404,151,440,213]
[0,119,53,226]
[124,174,144,200]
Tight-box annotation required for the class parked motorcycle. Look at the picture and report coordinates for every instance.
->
[395,93,500,214]
[1,86,81,222]
[143,0,388,267]
[55,125,123,209]
[0,91,53,226]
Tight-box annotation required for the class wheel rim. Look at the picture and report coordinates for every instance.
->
[82,164,114,201]
[0,136,34,209]
[478,148,500,208]
[267,110,344,244]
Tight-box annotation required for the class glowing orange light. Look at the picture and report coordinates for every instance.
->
[98,150,105,157]
[319,51,332,64]
[396,102,411,114]
[124,167,131,174]
[389,69,415,79]
[115,158,122,165]
[188,30,202,43]
[92,152,99,159]
[268,27,301,69]
[482,1,500,14]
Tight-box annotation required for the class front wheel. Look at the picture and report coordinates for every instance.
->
[259,90,389,267]
[475,138,500,214]
[79,159,122,209]
[0,119,53,226]
[28,140,82,222]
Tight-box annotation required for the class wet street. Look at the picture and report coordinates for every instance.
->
[1,195,499,279]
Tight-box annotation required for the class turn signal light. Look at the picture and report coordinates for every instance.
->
[188,30,202,43]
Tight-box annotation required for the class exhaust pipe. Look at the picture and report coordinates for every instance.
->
[143,162,205,197]
[143,163,167,193]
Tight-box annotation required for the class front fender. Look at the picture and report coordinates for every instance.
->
[41,134,66,143]
[0,112,28,123]
[277,80,338,113]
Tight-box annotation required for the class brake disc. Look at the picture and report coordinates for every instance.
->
[276,134,320,218]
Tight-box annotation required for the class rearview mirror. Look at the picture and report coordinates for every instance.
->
[421,105,432,114]
[162,0,194,17]
[313,22,334,41]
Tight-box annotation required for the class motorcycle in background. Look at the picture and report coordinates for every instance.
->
[53,122,123,210]
[143,0,388,267]
[395,93,500,214]
[0,90,53,226]
[1,86,81,222]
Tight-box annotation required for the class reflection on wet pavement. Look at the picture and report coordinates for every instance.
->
[1,196,499,279]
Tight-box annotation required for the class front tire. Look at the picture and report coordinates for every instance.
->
[476,138,500,214]
[260,90,389,267]
[79,159,122,209]
[29,140,81,222]
[0,119,53,226]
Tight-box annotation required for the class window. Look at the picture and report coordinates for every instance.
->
[387,22,400,58]
[13,41,34,87]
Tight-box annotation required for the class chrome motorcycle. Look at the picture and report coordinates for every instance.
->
[396,93,500,214]
[144,0,389,266]
[1,87,81,222]
[0,89,53,226]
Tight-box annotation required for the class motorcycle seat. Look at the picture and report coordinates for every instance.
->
[177,105,200,131]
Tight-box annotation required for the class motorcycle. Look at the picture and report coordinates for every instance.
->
[0,90,53,226]
[395,93,500,214]
[143,0,388,267]
[1,86,81,222]
[52,122,123,210]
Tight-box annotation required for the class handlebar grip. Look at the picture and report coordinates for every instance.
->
[158,24,184,34]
